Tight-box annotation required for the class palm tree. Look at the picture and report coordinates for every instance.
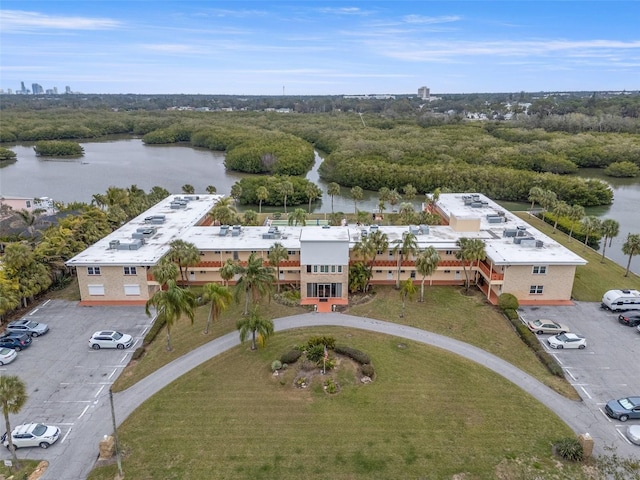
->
[403,184,417,202]
[455,237,486,292]
[306,184,320,213]
[348,262,370,293]
[580,216,602,249]
[201,283,232,334]
[219,258,237,287]
[0,375,28,468]
[167,239,200,286]
[354,230,388,291]
[256,186,269,214]
[528,186,544,211]
[16,208,44,240]
[388,189,401,211]
[378,187,390,213]
[392,232,418,289]
[230,184,243,207]
[242,209,258,226]
[145,280,197,351]
[288,208,307,226]
[236,307,274,350]
[234,252,275,315]
[399,202,415,224]
[151,257,179,287]
[415,246,440,302]
[209,197,237,225]
[567,204,585,241]
[350,186,363,214]
[551,200,570,233]
[600,218,620,262]
[181,184,195,194]
[279,180,294,214]
[539,190,557,215]
[206,185,217,194]
[327,182,340,214]
[268,242,289,293]
[622,233,640,277]
[399,278,417,318]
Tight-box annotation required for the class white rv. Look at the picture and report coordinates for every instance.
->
[601,289,640,311]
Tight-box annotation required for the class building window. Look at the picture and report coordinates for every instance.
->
[313,265,318,273]
[87,267,101,275]
[410,271,416,279]
[307,265,312,273]
[331,265,336,273]
[306,283,343,298]
[88,284,105,296]
[123,266,137,275]
[26,200,32,208]
[214,250,221,254]
[320,265,329,273]
[532,265,547,274]
[338,266,343,273]
[445,250,453,255]
[287,250,296,255]
[124,284,141,296]
[233,252,239,260]
[529,285,544,294]
[444,270,451,274]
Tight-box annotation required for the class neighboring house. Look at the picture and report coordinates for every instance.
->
[0,196,56,216]
[65,193,586,310]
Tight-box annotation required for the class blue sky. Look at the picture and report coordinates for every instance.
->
[1,1,639,95]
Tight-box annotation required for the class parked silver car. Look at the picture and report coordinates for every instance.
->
[89,331,133,350]
[6,319,49,337]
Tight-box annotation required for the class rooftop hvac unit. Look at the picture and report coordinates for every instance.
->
[513,236,534,245]
[145,215,166,224]
[516,229,529,237]
[503,229,518,237]
[170,202,185,209]
[109,240,120,249]
[463,196,473,205]
[409,225,420,235]
[536,240,544,248]
[361,229,368,237]
[471,201,483,208]
[322,225,330,229]
[183,196,199,201]
[219,225,229,236]
[520,239,537,248]
[472,194,480,201]
[370,224,379,231]
[231,229,241,237]
[516,225,527,230]
[487,216,504,224]
[262,233,274,239]
[131,232,146,241]
[419,225,430,235]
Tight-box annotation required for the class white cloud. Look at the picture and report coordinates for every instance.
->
[0,10,121,32]
[402,15,461,25]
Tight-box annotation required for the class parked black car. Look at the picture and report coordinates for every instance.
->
[618,311,640,327]
[0,332,32,351]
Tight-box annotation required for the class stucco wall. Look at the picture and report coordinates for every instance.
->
[502,264,576,301]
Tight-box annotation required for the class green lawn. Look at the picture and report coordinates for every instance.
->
[88,329,581,480]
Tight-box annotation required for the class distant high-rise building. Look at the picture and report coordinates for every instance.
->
[65,86,71,94]
[418,86,430,100]
[20,81,27,94]
[53,86,58,94]
[32,83,44,94]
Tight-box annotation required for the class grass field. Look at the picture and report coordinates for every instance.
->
[88,329,583,480]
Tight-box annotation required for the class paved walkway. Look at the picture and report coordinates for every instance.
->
[42,312,623,480]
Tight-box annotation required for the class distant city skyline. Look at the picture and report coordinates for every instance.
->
[1,1,639,95]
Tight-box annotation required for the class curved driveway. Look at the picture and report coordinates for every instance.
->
[42,312,633,480]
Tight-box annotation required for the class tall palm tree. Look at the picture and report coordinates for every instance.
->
[350,186,363,214]
[567,204,585,241]
[236,307,274,350]
[242,209,258,226]
[403,184,417,202]
[580,216,602,249]
[622,233,640,277]
[167,239,200,286]
[378,187,390,213]
[388,189,401,211]
[256,186,269,214]
[209,197,237,226]
[551,200,570,233]
[181,184,195,194]
[415,246,440,302]
[327,182,340,214]
[0,375,28,467]
[306,184,320,213]
[268,242,289,293]
[288,208,307,226]
[399,278,417,318]
[392,232,418,289]
[600,218,620,261]
[455,237,486,292]
[279,180,294,214]
[230,184,243,207]
[353,230,388,291]
[145,280,197,351]
[201,283,232,334]
[206,185,217,194]
[528,186,544,211]
[539,190,557,215]
[151,257,179,287]
[219,259,237,287]
[234,252,275,315]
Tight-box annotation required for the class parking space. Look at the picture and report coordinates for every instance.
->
[0,299,152,465]
[519,301,640,453]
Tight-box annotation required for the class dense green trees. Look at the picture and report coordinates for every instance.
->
[34,140,84,156]
[145,279,197,351]
[233,176,320,208]
[0,147,17,161]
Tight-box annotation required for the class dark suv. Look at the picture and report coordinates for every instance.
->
[0,332,32,351]
[618,311,640,327]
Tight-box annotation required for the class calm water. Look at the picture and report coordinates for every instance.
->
[2,138,638,273]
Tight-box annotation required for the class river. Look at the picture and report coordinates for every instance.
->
[1,138,638,273]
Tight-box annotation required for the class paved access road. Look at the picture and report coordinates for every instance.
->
[2,300,637,480]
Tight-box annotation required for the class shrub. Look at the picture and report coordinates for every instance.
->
[143,316,167,346]
[507,315,564,378]
[34,140,84,156]
[280,349,302,364]
[334,345,371,365]
[271,360,283,372]
[306,344,326,363]
[498,293,519,312]
[603,161,639,178]
[131,347,145,361]
[299,359,316,371]
[306,336,336,350]
[503,309,519,321]
[361,364,375,378]
[324,377,338,394]
[554,437,584,462]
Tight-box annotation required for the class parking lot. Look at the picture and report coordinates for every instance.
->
[0,299,152,476]
[519,301,640,455]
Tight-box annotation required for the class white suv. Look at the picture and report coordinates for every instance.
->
[89,330,133,350]
[2,423,60,449]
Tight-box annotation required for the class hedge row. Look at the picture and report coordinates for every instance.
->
[334,345,371,365]
[143,315,167,346]
[280,349,303,364]
[505,315,564,377]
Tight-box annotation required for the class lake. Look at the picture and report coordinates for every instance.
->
[1,138,638,273]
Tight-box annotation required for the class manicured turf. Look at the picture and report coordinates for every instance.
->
[88,329,579,480]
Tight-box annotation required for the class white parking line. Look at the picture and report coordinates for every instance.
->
[44,400,92,403]
[94,385,105,398]
[42,299,51,307]
[29,308,39,315]
[78,405,90,419]
[616,429,632,444]
[580,386,592,399]
[551,353,563,365]
[119,352,130,363]
[564,369,577,382]
[599,408,612,421]
[108,368,118,380]
[61,427,73,443]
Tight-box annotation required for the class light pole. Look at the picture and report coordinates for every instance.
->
[109,388,124,478]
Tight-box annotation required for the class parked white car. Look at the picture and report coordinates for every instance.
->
[89,331,133,350]
[548,333,587,349]
[0,347,17,366]
[627,425,640,445]
[2,423,60,449]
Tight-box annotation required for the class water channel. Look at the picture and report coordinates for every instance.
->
[1,137,639,274]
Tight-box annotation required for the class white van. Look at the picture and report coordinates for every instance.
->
[601,289,640,311]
